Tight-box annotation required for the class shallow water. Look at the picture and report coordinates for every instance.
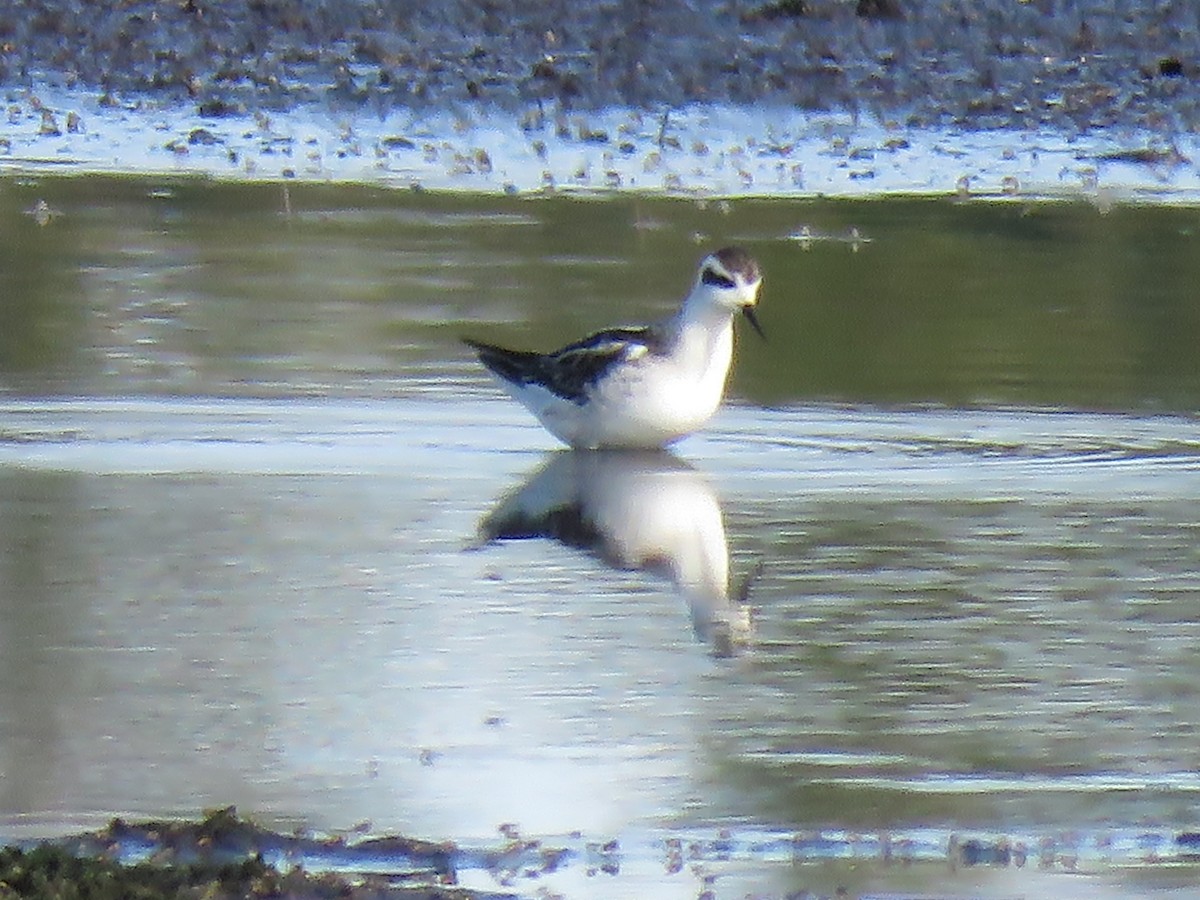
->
[2,177,1200,897]
[10,89,1200,204]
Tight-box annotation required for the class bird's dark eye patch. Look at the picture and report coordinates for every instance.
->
[702,268,737,289]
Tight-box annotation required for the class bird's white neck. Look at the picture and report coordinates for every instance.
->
[665,288,737,381]
[674,285,736,339]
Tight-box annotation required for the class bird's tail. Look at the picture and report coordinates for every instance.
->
[463,338,541,386]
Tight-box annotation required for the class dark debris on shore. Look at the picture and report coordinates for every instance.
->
[0,0,1198,133]
[0,808,508,900]
[0,846,490,900]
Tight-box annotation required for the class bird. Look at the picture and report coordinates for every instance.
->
[464,246,764,449]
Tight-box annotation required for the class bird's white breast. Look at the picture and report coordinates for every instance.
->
[569,321,734,448]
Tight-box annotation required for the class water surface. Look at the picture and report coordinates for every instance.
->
[2,177,1200,898]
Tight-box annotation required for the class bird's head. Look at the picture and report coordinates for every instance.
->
[696,246,765,339]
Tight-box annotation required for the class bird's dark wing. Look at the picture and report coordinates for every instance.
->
[465,327,664,404]
[464,338,544,388]
[544,327,664,401]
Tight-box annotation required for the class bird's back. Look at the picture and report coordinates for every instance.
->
[465,327,663,405]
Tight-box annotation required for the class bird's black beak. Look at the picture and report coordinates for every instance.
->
[743,305,766,340]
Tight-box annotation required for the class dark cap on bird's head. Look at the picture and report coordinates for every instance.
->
[701,246,765,340]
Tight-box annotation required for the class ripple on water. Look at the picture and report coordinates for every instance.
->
[2,396,1199,899]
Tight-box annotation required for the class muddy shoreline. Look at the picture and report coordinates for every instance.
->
[3,0,1198,133]
[3,2,1199,201]
[1,808,533,899]
[8,809,1199,900]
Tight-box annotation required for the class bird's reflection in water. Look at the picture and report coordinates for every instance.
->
[479,450,753,657]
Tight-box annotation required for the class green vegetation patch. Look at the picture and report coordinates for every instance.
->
[0,844,288,900]
[0,808,482,900]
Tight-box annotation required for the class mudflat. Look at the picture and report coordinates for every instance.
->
[3,0,1196,131]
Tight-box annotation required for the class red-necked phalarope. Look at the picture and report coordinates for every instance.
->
[465,247,764,449]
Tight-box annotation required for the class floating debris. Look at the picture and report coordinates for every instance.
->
[576,121,609,143]
[788,224,814,249]
[24,199,61,226]
[380,135,417,150]
[785,225,872,250]
[38,109,61,136]
[1097,145,1190,168]
[187,127,222,146]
